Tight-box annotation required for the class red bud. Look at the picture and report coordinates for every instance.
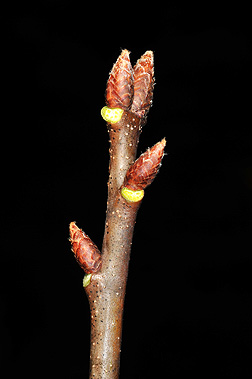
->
[123,138,166,191]
[105,50,155,119]
[106,49,134,110]
[131,51,154,118]
[69,222,102,274]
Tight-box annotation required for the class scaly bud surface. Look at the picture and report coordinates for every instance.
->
[106,49,134,110]
[131,51,155,118]
[123,138,166,191]
[69,222,102,274]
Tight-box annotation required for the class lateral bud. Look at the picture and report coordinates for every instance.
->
[123,138,166,191]
[69,222,102,274]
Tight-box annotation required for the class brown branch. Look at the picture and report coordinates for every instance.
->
[69,49,165,378]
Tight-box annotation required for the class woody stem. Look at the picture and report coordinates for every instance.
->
[85,111,144,378]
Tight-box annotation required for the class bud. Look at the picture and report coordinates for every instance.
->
[104,49,155,119]
[123,138,166,192]
[69,222,102,274]
[106,49,134,110]
[131,51,154,118]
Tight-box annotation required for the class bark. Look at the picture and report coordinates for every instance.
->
[85,111,144,378]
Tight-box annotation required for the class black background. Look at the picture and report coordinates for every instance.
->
[1,1,252,377]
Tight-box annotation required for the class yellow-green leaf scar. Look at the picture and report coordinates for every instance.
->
[121,187,144,202]
[101,106,124,124]
[83,273,92,288]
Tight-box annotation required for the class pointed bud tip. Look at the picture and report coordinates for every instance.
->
[69,221,77,235]
[120,49,131,59]
[112,49,131,70]
[150,138,166,163]
[69,221,86,238]
[159,137,166,149]
[143,50,154,60]
[135,50,154,68]
[150,138,166,156]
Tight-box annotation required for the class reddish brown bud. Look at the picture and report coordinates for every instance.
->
[123,138,166,191]
[131,51,154,118]
[69,222,102,274]
[106,49,134,110]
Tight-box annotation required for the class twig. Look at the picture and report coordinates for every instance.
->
[69,49,166,378]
